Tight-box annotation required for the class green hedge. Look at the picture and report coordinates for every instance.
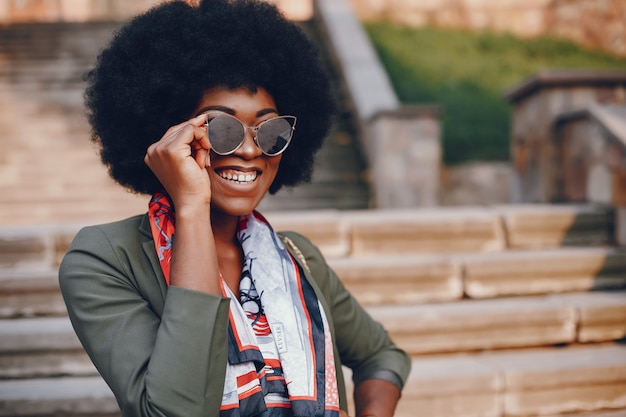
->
[364,23,626,165]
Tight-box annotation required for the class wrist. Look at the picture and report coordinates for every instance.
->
[174,201,211,220]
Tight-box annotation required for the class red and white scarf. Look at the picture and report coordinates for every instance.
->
[148,192,340,417]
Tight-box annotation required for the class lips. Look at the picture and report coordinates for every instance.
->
[215,168,259,184]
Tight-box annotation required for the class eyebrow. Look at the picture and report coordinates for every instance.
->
[194,105,278,118]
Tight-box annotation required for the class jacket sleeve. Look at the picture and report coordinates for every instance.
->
[280,232,411,389]
[58,224,231,417]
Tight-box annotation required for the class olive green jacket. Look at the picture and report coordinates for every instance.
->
[59,213,410,417]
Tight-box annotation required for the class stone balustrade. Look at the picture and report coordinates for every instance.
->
[506,69,626,245]
[314,0,442,208]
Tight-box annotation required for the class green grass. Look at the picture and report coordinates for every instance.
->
[364,23,626,164]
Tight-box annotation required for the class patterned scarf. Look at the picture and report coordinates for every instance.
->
[148,192,340,417]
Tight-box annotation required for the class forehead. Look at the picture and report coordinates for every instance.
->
[194,86,277,117]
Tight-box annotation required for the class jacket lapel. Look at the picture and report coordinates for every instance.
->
[139,213,169,304]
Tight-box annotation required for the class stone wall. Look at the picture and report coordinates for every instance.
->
[0,0,311,23]
[351,0,552,37]
[350,0,626,57]
[2,0,623,55]
[546,0,626,57]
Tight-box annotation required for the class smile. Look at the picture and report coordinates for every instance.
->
[216,169,258,184]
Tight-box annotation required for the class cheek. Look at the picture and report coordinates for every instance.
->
[267,156,282,179]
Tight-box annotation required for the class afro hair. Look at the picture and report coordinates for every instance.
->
[84,0,335,195]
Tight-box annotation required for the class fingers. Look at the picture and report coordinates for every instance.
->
[160,113,209,149]
[144,115,213,206]
[146,114,210,167]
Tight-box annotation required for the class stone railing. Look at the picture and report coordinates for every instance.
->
[554,103,626,245]
[314,0,441,208]
[505,69,626,204]
[506,69,626,245]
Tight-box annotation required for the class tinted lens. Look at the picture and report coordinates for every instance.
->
[257,117,294,155]
[207,115,245,155]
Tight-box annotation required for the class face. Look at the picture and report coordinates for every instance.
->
[193,86,283,217]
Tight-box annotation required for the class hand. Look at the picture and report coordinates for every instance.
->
[354,379,400,417]
[338,411,376,417]
[144,113,211,208]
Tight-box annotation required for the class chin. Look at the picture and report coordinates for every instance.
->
[210,197,262,217]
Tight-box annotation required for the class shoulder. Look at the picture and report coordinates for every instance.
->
[277,231,323,260]
[277,230,327,274]
[68,214,147,253]
[74,214,146,241]
[60,214,150,281]
[277,230,337,296]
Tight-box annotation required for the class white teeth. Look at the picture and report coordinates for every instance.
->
[218,170,257,183]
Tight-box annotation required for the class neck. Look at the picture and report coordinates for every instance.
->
[210,210,248,293]
[210,210,242,245]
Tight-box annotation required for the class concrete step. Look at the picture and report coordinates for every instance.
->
[2,343,625,417]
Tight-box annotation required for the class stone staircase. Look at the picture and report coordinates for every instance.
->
[2,18,626,417]
[1,204,626,416]
[0,21,369,228]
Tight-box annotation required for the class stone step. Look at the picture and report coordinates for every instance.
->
[329,247,626,303]
[0,20,372,223]
[367,291,626,355]
[0,376,119,417]
[395,343,626,417]
[0,268,67,318]
[0,22,121,61]
[266,204,615,257]
[1,343,625,417]
[461,247,626,298]
[342,204,614,256]
[0,205,619,274]
[546,411,626,417]
[0,317,95,379]
[498,204,616,249]
[2,291,624,379]
[2,245,624,317]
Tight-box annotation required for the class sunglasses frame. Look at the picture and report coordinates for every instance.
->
[204,113,297,156]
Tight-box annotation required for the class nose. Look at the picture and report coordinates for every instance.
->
[235,126,262,159]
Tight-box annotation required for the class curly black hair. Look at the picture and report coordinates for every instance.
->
[85,0,335,195]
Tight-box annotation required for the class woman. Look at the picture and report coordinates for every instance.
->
[59,1,411,416]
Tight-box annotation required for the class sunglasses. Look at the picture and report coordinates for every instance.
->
[205,113,297,156]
